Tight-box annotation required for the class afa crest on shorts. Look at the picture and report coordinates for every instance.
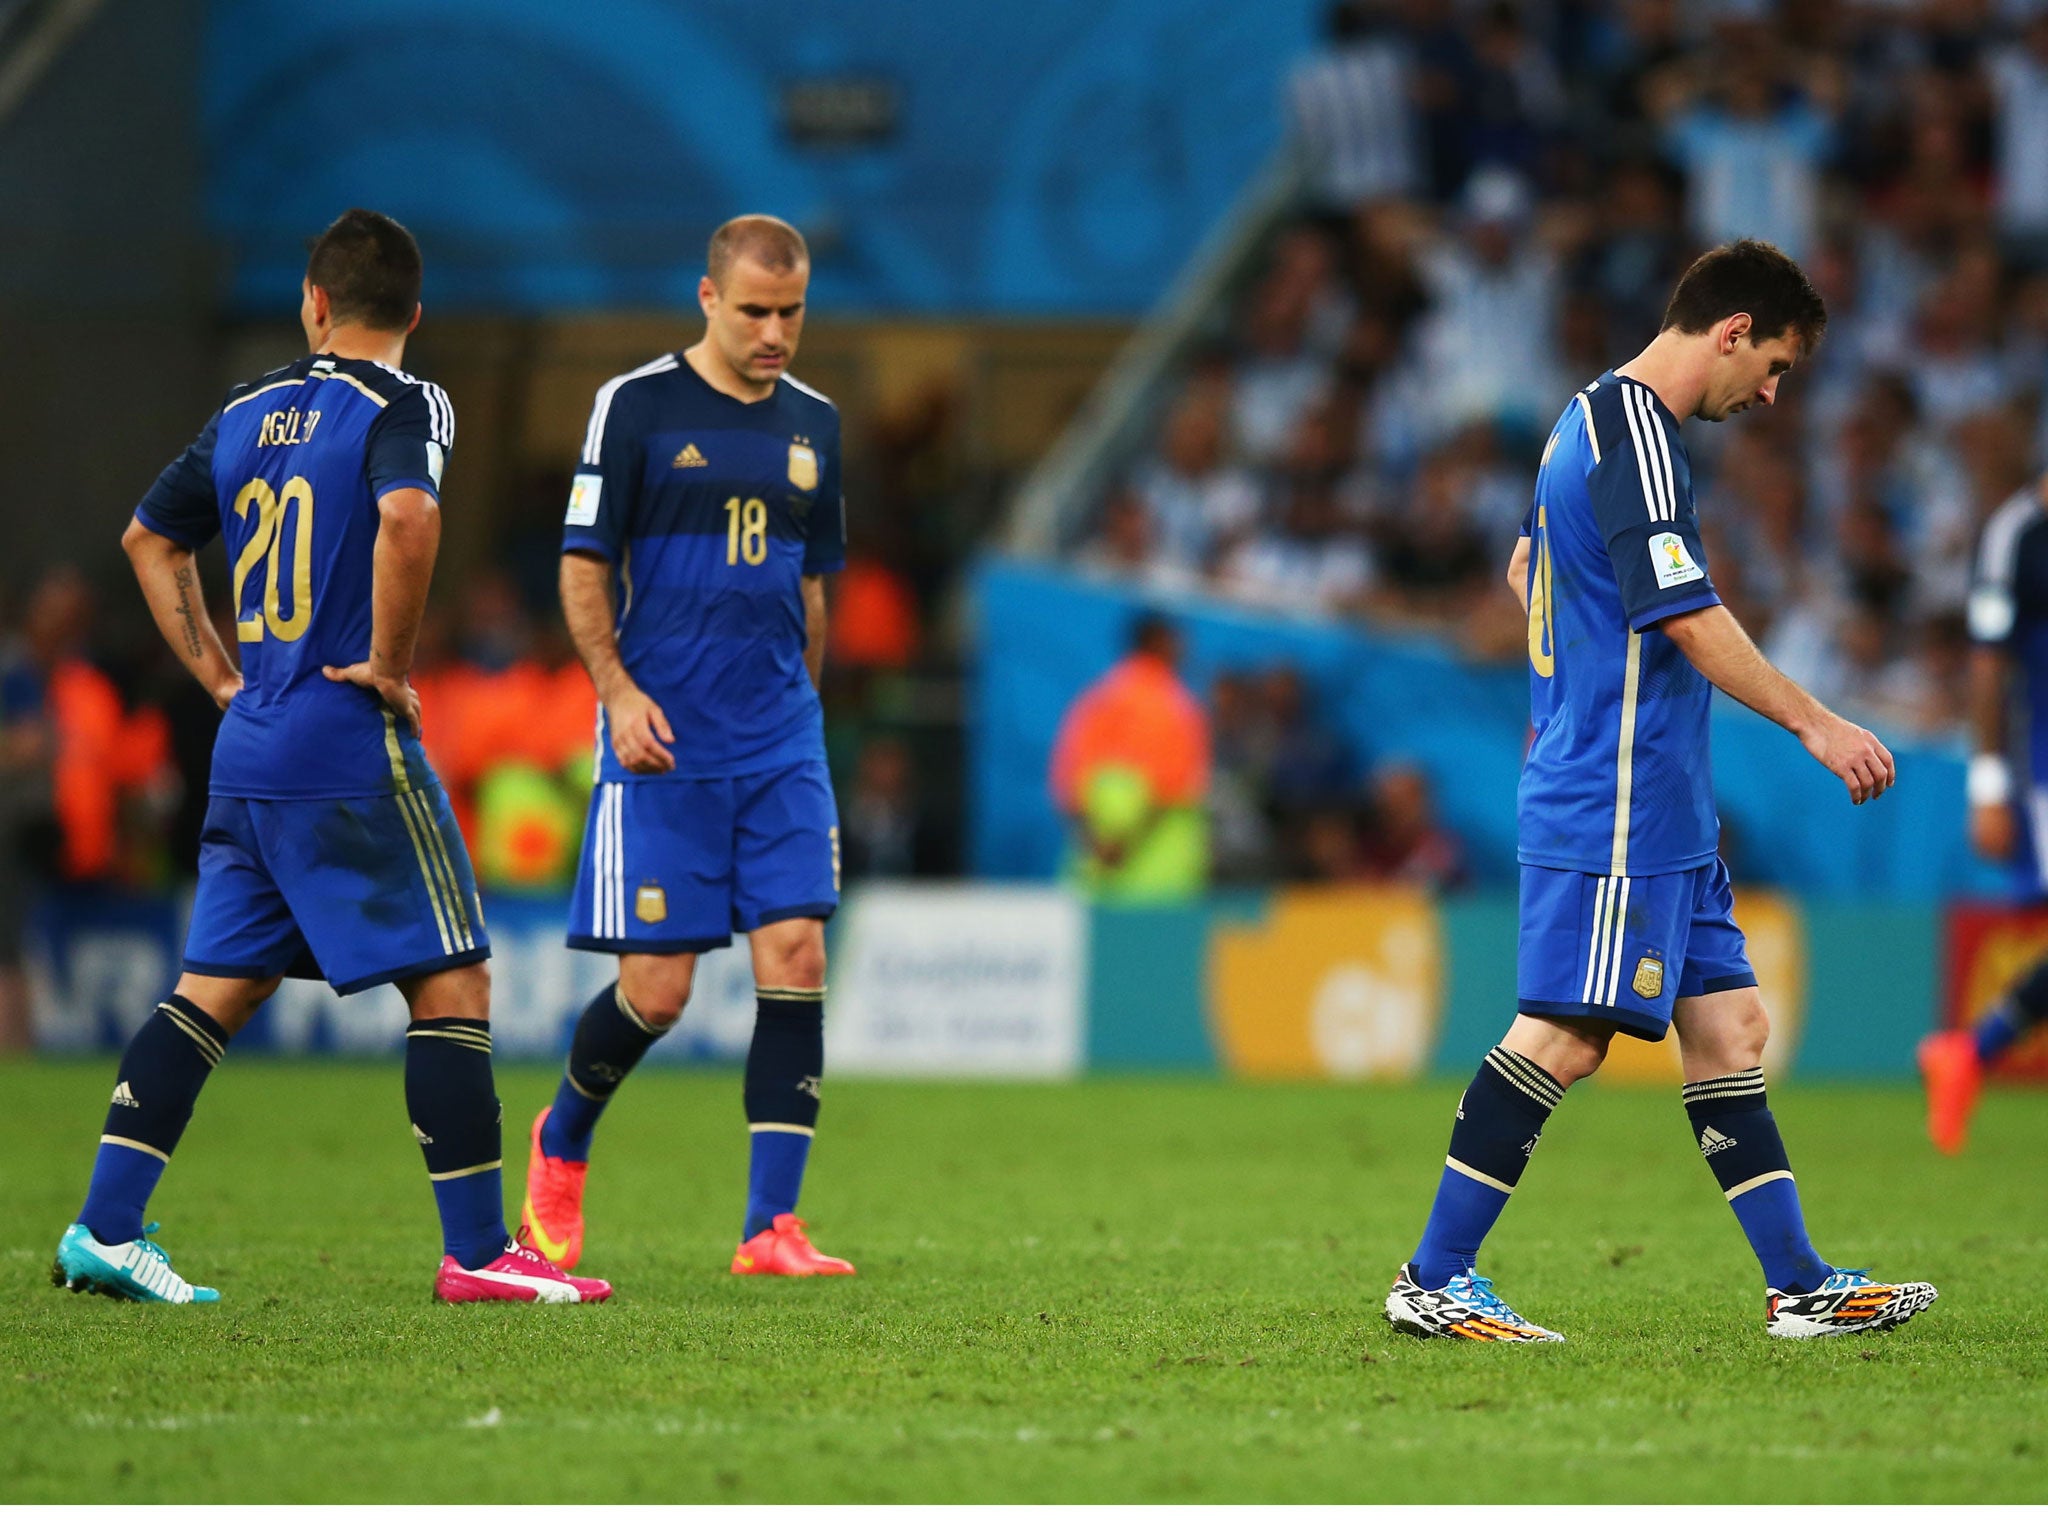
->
[1632,956,1665,999]
[788,440,819,491]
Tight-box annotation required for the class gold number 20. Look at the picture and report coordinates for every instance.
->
[231,475,315,642]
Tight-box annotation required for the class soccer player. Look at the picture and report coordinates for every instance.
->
[50,210,610,1305]
[523,214,853,1278]
[1919,470,2048,1152]
[1383,240,1938,1342]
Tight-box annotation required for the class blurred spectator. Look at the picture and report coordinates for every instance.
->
[416,571,595,890]
[1410,166,1567,438]
[0,612,53,1053]
[831,555,923,670]
[840,736,943,879]
[1207,670,1280,885]
[1990,14,2048,259]
[1129,379,1262,574]
[1264,665,1359,808]
[1655,37,1835,262]
[1048,614,1210,900]
[1357,761,1469,892]
[1367,447,1495,626]
[1289,0,1423,211]
[19,568,168,887]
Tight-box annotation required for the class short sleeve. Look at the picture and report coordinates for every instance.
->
[134,412,223,550]
[562,380,642,562]
[1587,386,1718,631]
[803,422,847,576]
[365,382,453,501]
[1970,491,2048,646]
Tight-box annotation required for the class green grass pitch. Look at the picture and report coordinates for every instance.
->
[2,1059,2044,1503]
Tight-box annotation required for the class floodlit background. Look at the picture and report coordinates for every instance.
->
[5,0,2048,1088]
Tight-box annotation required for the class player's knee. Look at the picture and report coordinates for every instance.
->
[759,931,826,990]
[403,961,491,1021]
[173,973,282,1035]
[620,964,692,1030]
[1503,1014,1608,1086]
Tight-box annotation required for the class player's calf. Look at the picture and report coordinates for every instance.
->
[740,985,828,1246]
[73,994,233,1252]
[404,1010,512,1271]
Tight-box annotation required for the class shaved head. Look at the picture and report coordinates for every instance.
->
[707,214,809,290]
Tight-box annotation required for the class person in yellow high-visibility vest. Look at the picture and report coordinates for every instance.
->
[1047,613,1211,901]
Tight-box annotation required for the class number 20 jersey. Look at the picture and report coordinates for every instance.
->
[562,354,847,783]
[133,354,454,799]
[1518,372,1724,877]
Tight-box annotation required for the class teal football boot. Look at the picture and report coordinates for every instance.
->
[51,1222,220,1303]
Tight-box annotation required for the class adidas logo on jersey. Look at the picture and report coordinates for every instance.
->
[412,1123,434,1146]
[1698,1125,1738,1157]
[672,443,707,468]
[110,1081,139,1109]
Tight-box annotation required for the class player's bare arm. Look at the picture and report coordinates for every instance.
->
[1658,602,1895,805]
[1506,535,1531,615]
[1967,643,2014,860]
[559,549,674,774]
[802,573,827,691]
[121,516,241,710]
[321,485,435,734]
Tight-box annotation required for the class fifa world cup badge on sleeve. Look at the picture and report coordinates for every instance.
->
[566,473,603,526]
[788,441,819,491]
[1650,531,1704,588]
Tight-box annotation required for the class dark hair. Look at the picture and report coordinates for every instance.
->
[707,214,809,288]
[1128,611,1178,659]
[305,208,422,332]
[1661,239,1827,354]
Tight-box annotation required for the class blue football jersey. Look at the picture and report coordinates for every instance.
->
[1518,372,1723,876]
[1968,484,2048,890]
[134,354,453,799]
[562,354,847,781]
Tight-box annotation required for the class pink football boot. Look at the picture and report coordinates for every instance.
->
[434,1231,613,1303]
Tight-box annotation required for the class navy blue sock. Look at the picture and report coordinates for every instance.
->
[78,996,230,1245]
[1410,1047,1564,1289]
[1684,1069,1831,1293]
[404,1017,509,1270]
[542,984,670,1161]
[743,988,824,1239]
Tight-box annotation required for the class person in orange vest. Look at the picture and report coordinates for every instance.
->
[1047,612,1211,899]
[22,568,169,887]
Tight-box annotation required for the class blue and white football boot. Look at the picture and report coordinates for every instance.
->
[1385,1263,1564,1342]
[1765,1267,1936,1339]
[51,1222,219,1304]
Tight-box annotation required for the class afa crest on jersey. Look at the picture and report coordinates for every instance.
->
[788,441,819,491]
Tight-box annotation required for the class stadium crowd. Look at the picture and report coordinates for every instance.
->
[1077,0,2048,748]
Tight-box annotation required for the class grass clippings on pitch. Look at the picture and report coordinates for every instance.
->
[2,1061,2043,1503]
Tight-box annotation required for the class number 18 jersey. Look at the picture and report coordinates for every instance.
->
[134,354,454,799]
[561,354,847,782]
[1518,372,1724,877]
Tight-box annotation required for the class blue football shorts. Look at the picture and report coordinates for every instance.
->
[1516,856,1755,1041]
[567,758,840,954]
[183,786,490,995]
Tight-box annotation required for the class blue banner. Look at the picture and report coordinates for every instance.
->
[972,557,1995,898]
[204,0,1315,314]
